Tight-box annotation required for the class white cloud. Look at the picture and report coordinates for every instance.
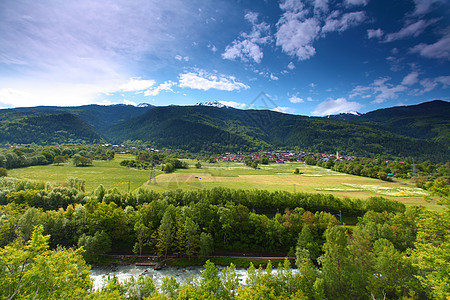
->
[276,15,321,60]
[218,100,247,109]
[279,0,306,14]
[418,78,438,94]
[223,40,264,63]
[367,28,384,39]
[178,70,249,91]
[123,99,137,106]
[314,0,329,14]
[0,83,117,107]
[270,73,279,81]
[411,0,445,16]
[322,11,367,34]
[222,11,271,63]
[207,43,218,52]
[275,1,369,61]
[119,78,155,92]
[144,81,176,97]
[0,0,221,106]
[384,19,436,42]
[344,0,369,7]
[410,34,450,60]
[417,75,450,94]
[386,55,405,72]
[0,88,33,107]
[287,62,296,69]
[401,71,419,86]
[289,95,304,103]
[350,77,408,104]
[312,97,363,115]
[175,55,189,61]
[271,106,295,114]
[436,76,450,87]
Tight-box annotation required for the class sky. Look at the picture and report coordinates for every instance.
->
[0,0,449,116]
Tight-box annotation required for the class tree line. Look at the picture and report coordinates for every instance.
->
[0,145,115,170]
[306,156,450,188]
[1,204,448,299]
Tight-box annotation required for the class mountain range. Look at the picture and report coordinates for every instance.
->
[1,100,448,162]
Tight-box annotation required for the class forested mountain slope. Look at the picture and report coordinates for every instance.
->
[0,113,104,144]
[0,104,153,131]
[105,104,449,161]
[0,100,448,162]
[356,100,450,146]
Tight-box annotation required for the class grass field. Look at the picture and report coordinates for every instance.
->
[8,155,441,211]
[8,154,158,192]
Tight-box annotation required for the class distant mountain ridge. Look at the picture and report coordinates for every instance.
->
[355,100,450,146]
[0,100,448,162]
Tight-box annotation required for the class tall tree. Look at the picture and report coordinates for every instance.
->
[320,226,360,299]
[157,210,174,258]
[183,217,199,259]
[199,232,214,257]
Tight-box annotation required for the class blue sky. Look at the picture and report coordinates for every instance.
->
[0,0,448,116]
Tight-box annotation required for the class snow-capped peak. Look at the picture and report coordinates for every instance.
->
[137,103,153,108]
[347,111,362,116]
[195,101,231,108]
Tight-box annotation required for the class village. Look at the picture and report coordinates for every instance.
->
[217,150,356,164]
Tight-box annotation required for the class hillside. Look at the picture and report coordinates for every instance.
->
[355,100,450,146]
[0,100,448,162]
[0,113,104,144]
[0,104,153,131]
[105,104,449,162]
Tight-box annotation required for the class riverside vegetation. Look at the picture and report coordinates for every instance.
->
[0,146,449,299]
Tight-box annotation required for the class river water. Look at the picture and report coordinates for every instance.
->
[90,265,250,290]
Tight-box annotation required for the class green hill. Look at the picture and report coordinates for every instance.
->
[0,113,104,144]
[0,100,448,162]
[1,104,153,131]
[355,100,450,146]
[105,104,449,162]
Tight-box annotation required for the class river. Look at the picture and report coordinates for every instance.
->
[90,265,250,290]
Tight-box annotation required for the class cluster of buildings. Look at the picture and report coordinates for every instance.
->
[218,151,355,164]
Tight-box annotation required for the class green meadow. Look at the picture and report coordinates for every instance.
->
[8,155,441,211]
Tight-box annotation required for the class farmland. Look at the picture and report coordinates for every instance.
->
[8,154,439,211]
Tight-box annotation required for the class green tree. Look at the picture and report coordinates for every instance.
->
[411,209,450,299]
[320,226,358,299]
[295,224,320,266]
[133,221,149,256]
[53,155,67,165]
[162,163,174,173]
[77,231,112,263]
[183,217,199,259]
[217,207,233,246]
[0,167,7,177]
[0,226,91,300]
[199,232,214,257]
[17,207,42,241]
[160,276,179,299]
[72,154,92,167]
[122,275,156,299]
[157,210,174,258]
[369,238,420,299]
